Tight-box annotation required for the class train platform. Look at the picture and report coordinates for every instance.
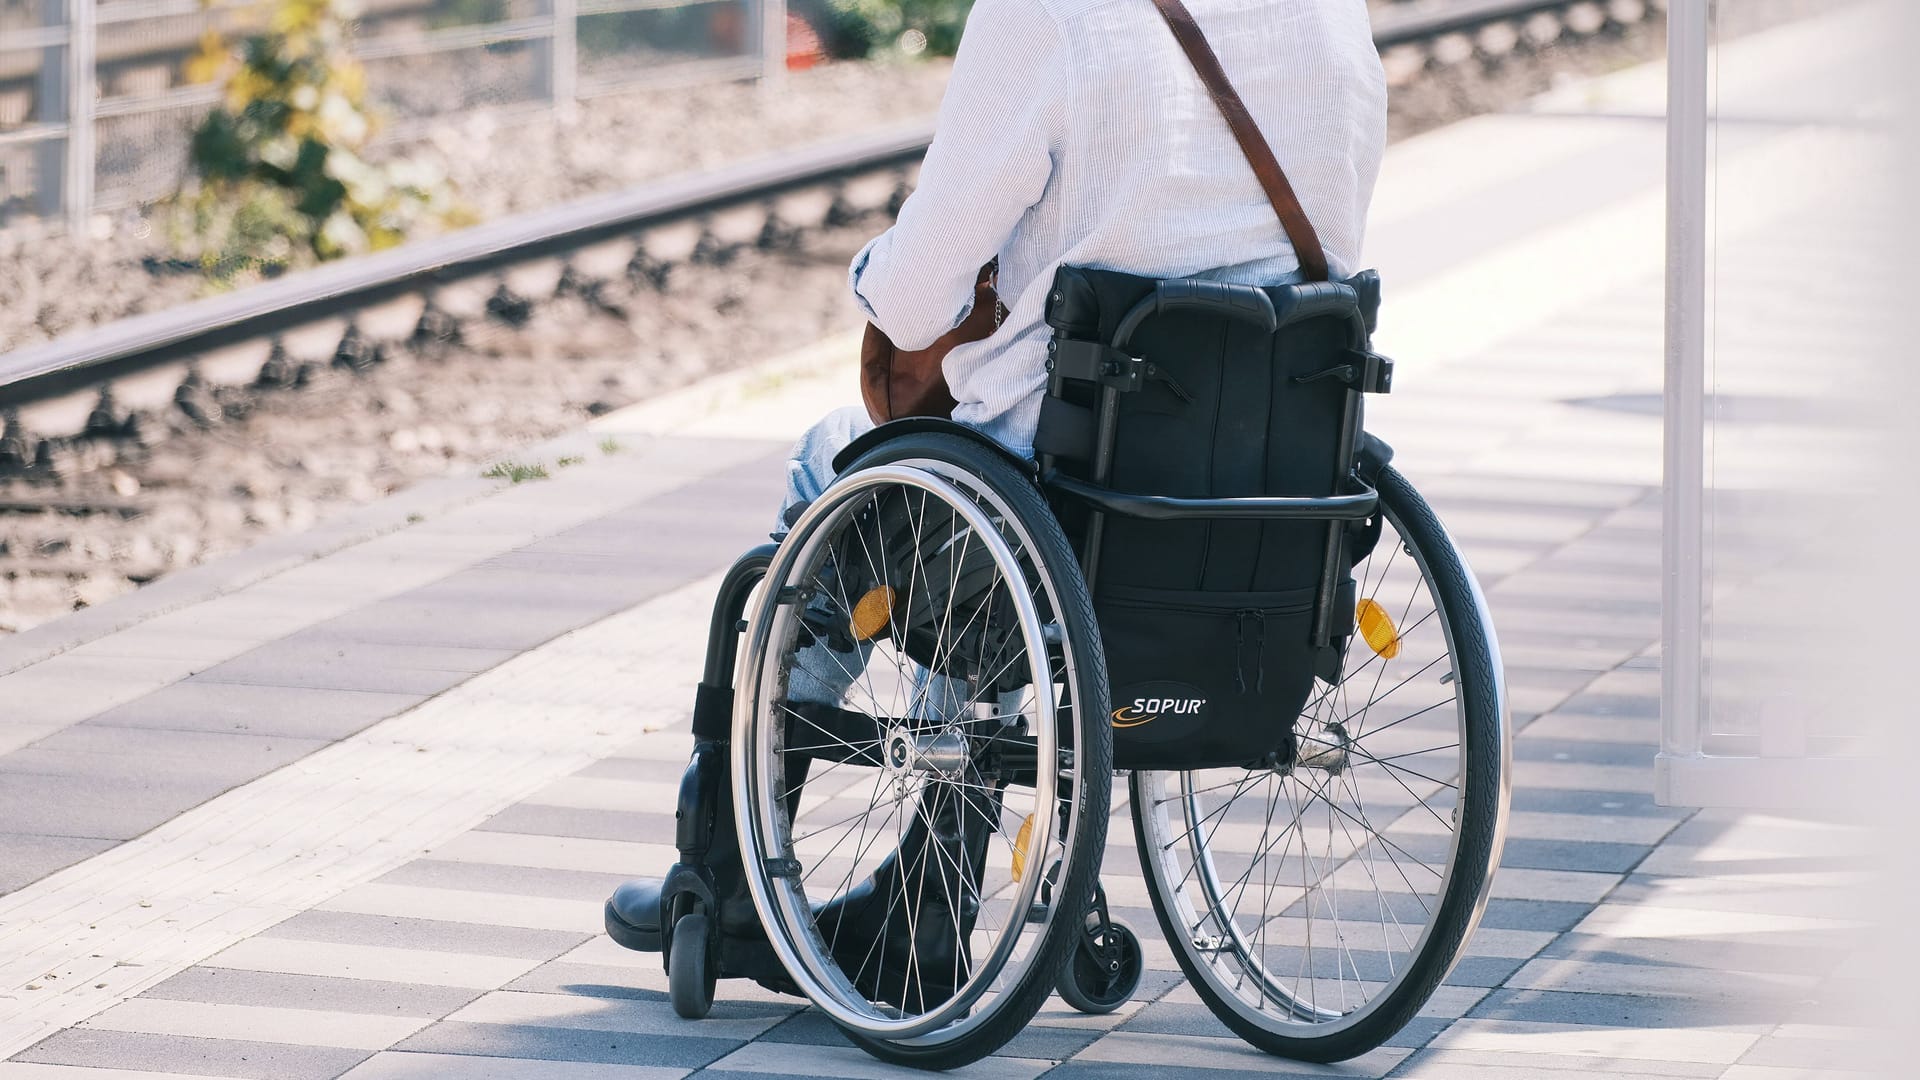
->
[0,8,1885,1079]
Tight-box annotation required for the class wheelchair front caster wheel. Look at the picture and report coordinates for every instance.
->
[668,911,716,1019]
[1056,916,1143,1014]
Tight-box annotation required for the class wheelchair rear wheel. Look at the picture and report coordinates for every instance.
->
[1131,464,1507,1062]
[733,432,1112,1070]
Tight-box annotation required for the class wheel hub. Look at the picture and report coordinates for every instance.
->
[883,727,971,779]
[1291,720,1351,775]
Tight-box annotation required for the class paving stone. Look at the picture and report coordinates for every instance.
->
[1529,936,1841,979]
[193,640,513,695]
[402,571,670,615]
[3,724,328,784]
[478,805,678,846]
[1476,899,1595,934]
[206,938,545,990]
[11,1028,369,1080]
[504,963,664,1002]
[302,600,615,653]
[573,757,690,785]
[1426,1018,1760,1065]
[520,776,680,814]
[1468,988,1779,1029]
[0,1063,225,1079]
[425,831,674,879]
[1445,956,1530,988]
[996,1023,1104,1061]
[0,658,195,730]
[1499,838,1650,874]
[0,834,117,894]
[261,911,590,960]
[750,1012,851,1048]
[342,1052,688,1079]
[447,992,786,1041]
[0,772,226,840]
[705,1041,1050,1079]
[1049,1065,1371,1080]
[85,683,427,740]
[1513,737,1657,768]
[394,1020,739,1069]
[1391,1047,1722,1079]
[1507,788,1684,819]
[1074,1030,1408,1075]
[1487,868,1620,905]
[1113,1001,1233,1040]
[319,883,601,934]
[139,967,483,1019]
[1383,1015,1454,1049]
[81,998,430,1051]
[1736,1032,1891,1073]
[374,860,634,903]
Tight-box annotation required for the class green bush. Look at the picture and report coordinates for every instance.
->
[825,0,972,57]
[169,0,464,281]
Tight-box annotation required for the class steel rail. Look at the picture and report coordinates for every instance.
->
[0,120,935,410]
[1371,0,1600,48]
[0,0,1614,412]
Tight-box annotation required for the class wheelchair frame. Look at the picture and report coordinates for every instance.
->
[639,270,1505,1067]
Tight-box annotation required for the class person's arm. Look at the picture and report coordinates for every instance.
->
[849,0,1067,350]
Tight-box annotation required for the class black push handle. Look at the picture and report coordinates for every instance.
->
[1155,279,1279,330]
[1113,280,1276,349]
[1272,281,1360,329]
[1112,278,1366,351]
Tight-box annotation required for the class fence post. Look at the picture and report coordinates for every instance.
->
[31,0,66,220]
[61,0,95,235]
[548,0,578,104]
[760,0,787,90]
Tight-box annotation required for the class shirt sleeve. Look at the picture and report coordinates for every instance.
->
[848,0,1068,350]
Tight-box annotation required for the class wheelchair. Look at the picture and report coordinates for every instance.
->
[605,265,1509,1070]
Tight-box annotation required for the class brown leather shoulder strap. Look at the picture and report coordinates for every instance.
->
[1149,0,1330,283]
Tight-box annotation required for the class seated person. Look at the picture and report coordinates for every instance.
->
[613,0,1387,947]
[782,0,1386,533]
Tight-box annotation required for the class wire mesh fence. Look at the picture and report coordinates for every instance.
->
[0,0,784,230]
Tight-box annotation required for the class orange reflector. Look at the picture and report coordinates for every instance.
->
[850,586,897,642]
[1011,813,1035,882]
[1356,598,1400,660]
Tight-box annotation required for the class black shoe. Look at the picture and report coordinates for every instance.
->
[605,878,665,952]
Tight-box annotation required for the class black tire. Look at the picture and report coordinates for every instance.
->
[668,912,716,1020]
[735,432,1113,1071]
[1054,916,1144,1015]
[1131,464,1506,1062]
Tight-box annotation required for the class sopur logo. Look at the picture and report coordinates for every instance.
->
[1111,695,1207,728]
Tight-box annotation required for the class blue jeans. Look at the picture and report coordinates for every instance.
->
[777,406,873,534]
[778,406,965,715]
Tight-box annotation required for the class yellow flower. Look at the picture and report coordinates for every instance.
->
[185,30,229,84]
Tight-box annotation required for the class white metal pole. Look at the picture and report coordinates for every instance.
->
[760,0,788,91]
[32,0,67,220]
[63,0,95,236]
[549,0,578,105]
[1659,0,1709,778]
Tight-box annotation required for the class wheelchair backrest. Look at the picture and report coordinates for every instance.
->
[1034,264,1389,771]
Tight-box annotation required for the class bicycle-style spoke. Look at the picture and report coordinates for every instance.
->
[1134,482,1489,1039]
[738,457,1102,1047]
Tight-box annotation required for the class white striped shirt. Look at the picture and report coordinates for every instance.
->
[850,0,1386,454]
